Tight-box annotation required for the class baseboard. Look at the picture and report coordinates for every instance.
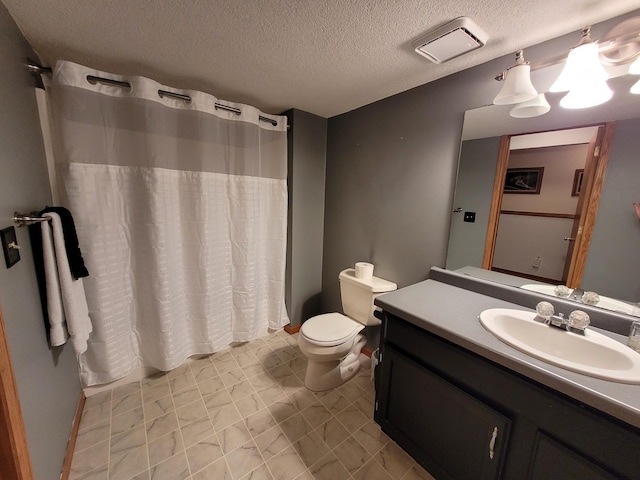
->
[284,323,301,334]
[60,391,86,480]
[362,346,374,358]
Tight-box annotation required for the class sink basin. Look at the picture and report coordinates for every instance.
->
[479,308,640,383]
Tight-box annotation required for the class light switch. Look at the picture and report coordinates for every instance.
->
[1,227,20,268]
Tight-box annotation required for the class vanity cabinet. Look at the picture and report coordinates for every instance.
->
[375,313,640,480]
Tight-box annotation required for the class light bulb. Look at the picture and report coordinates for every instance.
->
[560,79,613,109]
[629,56,640,75]
[550,42,608,93]
[631,78,640,94]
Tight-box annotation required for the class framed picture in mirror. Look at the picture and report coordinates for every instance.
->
[572,169,584,197]
[503,167,544,194]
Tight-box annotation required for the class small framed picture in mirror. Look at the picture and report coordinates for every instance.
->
[503,167,544,194]
[572,169,584,197]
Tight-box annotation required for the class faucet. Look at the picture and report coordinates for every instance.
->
[535,301,590,335]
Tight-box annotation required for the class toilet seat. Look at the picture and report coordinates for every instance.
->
[301,313,364,347]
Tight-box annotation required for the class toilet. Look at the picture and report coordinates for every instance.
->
[298,268,397,391]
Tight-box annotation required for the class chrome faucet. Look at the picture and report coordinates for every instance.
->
[535,301,590,336]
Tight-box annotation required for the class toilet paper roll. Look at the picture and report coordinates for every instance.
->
[355,262,374,280]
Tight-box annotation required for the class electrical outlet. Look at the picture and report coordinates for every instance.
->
[1,227,20,268]
[463,211,476,223]
[532,255,542,269]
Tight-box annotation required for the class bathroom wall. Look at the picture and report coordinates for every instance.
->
[0,3,82,479]
[446,136,500,271]
[322,61,501,312]
[285,109,328,326]
[583,117,640,302]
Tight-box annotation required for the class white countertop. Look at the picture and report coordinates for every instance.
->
[375,279,640,430]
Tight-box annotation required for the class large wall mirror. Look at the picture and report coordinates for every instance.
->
[446,70,640,316]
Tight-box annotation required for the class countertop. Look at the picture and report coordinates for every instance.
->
[374,278,640,430]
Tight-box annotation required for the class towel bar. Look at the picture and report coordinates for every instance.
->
[14,211,50,227]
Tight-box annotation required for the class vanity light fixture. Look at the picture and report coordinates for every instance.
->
[629,56,640,94]
[549,27,612,109]
[509,93,551,118]
[493,50,538,105]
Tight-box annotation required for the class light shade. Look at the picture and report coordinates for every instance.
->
[560,80,613,108]
[493,63,538,105]
[629,56,640,75]
[550,42,608,92]
[510,94,551,118]
[631,78,640,94]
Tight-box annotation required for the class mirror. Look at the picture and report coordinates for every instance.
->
[446,72,640,316]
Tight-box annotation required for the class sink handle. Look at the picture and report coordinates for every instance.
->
[568,310,590,334]
[535,301,554,323]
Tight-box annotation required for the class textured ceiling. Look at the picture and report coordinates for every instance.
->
[4,0,640,118]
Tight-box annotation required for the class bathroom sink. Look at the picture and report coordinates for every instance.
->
[479,308,640,383]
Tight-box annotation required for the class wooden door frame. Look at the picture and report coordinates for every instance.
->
[482,122,616,286]
[0,304,34,479]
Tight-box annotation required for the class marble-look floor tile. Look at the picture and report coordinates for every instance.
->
[197,375,226,396]
[142,384,171,405]
[112,382,141,400]
[70,440,109,478]
[267,397,298,423]
[254,425,290,461]
[402,463,438,480]
[147,430,183,467]
[112,391,143,417]
[109,444,149,480]
[266,445,306,480]
[239,462,274,480]
[357,421,390,455]
[80,403,111,429]
[181,416,214,448]
[315,417,349,450]
[335,404,369,432]
[143,396,174,421]
[186,434,223,474]
[235,392,266,417]
[300,402,333,429]
[75,421,110,452]
[333,435,370,474]
[146,411,179,443]
[352,457,394,480]
[110,425,146,457]
[84,390,112,411]
[279,412,313,443]
[111,407,145,437]
[292,431,330,468]
[309,452,351,480]
[245,408,277,437]
[176,399,208,427]
[218,419,253,454]
[225,440,264,480]
[191,457,233,480]
[376,441,415,479]
[149,451,190,480]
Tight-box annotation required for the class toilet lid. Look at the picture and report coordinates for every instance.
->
[301,313,363,346]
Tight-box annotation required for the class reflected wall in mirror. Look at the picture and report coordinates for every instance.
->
[446,77,640,316]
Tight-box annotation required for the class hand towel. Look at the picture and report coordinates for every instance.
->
[42,212,92,354]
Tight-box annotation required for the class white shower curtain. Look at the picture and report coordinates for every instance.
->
[47,61,289,386]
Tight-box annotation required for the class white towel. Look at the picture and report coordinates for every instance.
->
[41,212,92,354]
[41,218,68,347]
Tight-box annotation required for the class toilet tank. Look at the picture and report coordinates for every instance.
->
[338,268,397,326]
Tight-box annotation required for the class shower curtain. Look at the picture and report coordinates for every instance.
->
[46,61,289,386]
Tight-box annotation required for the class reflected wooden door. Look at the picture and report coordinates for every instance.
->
[482,122,616,287]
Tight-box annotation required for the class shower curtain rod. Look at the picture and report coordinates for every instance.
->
[27,60,288,129]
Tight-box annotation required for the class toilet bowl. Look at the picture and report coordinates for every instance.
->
[298,268,396,392]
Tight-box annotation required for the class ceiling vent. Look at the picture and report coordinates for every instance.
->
[413,17,488,64]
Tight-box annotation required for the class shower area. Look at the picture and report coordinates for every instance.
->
[38,60,291,387]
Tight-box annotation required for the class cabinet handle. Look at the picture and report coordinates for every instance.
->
[489,427,498,459]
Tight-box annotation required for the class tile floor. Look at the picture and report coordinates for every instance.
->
[69,329,436,480]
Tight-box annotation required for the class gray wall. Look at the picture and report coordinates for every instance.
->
[285,109,328,325]
[582,117,640,302]
[446,136,499,271]
[0,4,81,479]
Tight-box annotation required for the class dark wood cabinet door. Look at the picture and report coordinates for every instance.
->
[528,433,622,480]
[377,346,510,480]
